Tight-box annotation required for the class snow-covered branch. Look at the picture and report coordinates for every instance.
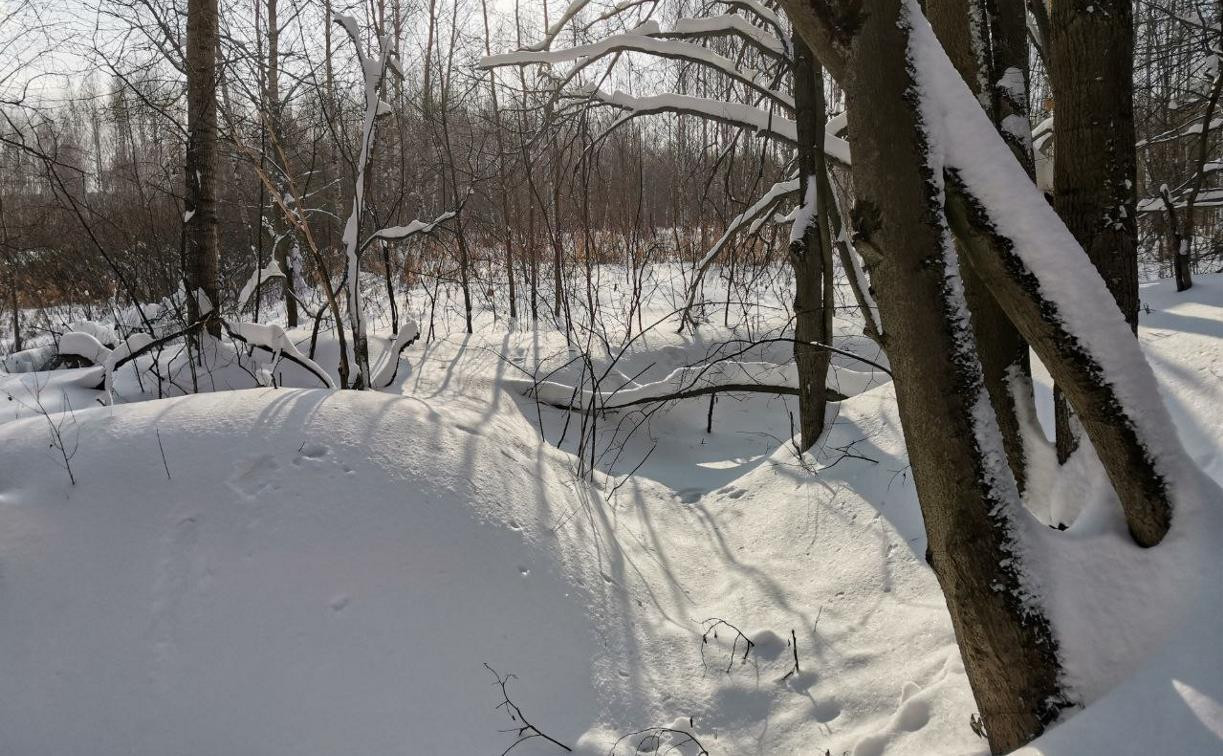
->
[482,25,792,109]
[362,207,459,252]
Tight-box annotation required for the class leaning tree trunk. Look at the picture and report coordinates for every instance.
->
[790,36,833,452]
[185,0,221,337]
[790,0,1070,749]
[1048,0,1140,460]
[782,0,1184,747]
[927,0,1033,491]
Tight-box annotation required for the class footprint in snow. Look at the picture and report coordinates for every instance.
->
[295,442,330,462]
[228,454,281,499]
[675,488,704,504]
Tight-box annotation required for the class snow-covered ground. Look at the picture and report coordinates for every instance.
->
[0,272,1220,754]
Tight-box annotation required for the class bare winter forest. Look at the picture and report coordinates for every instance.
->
[1,0,1222,754]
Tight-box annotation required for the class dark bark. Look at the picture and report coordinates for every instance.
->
[185,0,221,338]
[782,2,1070,750]
[928,0,1032,491]
[945,175,1171,549]
[779,0,1178,747]
[1048,0,1141,457]
[1048,0,1140,326]
[790,35,833,452]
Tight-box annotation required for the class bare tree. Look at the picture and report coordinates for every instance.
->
[185,0,221,337]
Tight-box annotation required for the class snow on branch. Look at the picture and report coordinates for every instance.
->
[676,178,798,330]
[595,88,794,141]
[362,206,461,251]
[662,14,788,59]
[590,90,852,164]
[223,320,336,389]
[507,360,801,411]
[336,13,401,385]
[237,260,286,311]
[482,26,792,109]
[904,0,1195,541]
[369,320,421,389]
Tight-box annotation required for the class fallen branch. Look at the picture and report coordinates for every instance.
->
[484,663,572,755]
[610,726,710,755]
[527,381,847,412]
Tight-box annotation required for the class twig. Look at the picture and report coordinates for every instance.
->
[484,663,573,754]
[782,628,800,681]
[700,617,756,674]
[156,427,172,480]
[609,726,710,755]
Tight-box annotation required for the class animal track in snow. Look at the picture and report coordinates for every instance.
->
[228,454,281,499]
[296,442,330,461]
[851,679,933,755]
[675,488,704,504]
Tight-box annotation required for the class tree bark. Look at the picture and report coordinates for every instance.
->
[7,260,18,353]
[928,0,1032,491]
[264,0,298,327]
[784,1,1071,749]
[943,176,1172,550]
[790,35,833,452]
[185,0,221,337]
[1048,0,1141,459]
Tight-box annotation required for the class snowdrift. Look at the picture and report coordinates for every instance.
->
[0,275,1220,754]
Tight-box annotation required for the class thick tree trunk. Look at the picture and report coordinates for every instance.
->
[185,0,221,337]
[792,1,1071,749]
[944,177,1171,549]
[1048,0,1140,458]
[790,36,833,452]
[781,0,1180,747]
[928,0,1031,491]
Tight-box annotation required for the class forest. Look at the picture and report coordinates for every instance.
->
[1,0,1222,754]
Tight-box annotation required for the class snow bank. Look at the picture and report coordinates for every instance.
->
[0,389,600,755]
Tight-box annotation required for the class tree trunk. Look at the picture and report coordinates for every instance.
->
[788,1,1071,748]
[782,0,1081,743]
[928,0,1031,491]
[8,263,18,353]
[790,36,833,452]
[185,0,221,337]
[481,0,516,320]
[781,0,1181,747]
[1048,0,1141,458]
[264,0,297,327]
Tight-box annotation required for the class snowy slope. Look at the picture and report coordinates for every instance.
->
[0,274,1220,755]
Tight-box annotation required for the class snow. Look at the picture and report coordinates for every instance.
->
[228,321,336,389]
[59,330,111,365]
[236,259,286,310]
[368,208,458,244]
[906,0,1206,538]
[482,28,792,109]
[595,90,853,164]
[0,271,1221,753]
[666,15,787,58]
[368,319,420,388]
